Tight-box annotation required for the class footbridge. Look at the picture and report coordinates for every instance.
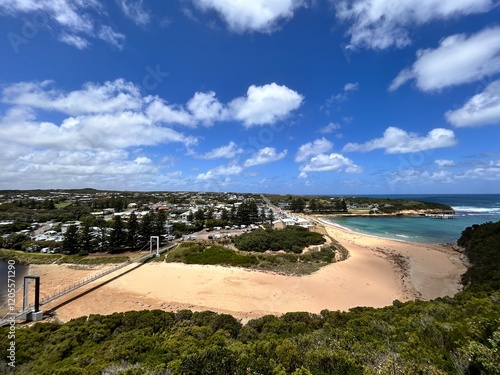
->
[0,241,175,326]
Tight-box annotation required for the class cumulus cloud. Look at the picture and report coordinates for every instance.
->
[0,79,200,153]
[229,83,303,127]
[435,159,456,167]
[0,0,125,49]
[0,147,159,190]
[342,127,457,154]
[295,138,361,177]
[389,27,500,92]
[446,79,500,127]
[187,91,228,125]
[3,80,303,128]
[3,79,143,115]
[456,162,500,181]
[192,0,305,33]
[199,142,244,159]
[335,0,494,50]
[145,98,195,127]
[196,164,243,180]
[0,79,304,188]
[299,153,362,175]
[295,138,333,162]
[244,147,287,167]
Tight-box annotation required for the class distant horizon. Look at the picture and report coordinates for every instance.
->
[1,188,499,197]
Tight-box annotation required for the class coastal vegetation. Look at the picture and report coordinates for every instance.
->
[165,240,341,275]
[2,220,499,374]
[233,226,325,253]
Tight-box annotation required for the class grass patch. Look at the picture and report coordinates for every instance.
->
[0,249,131,265]
[58,255,130,265]
[54,202,71,208]
[0,249,61,264]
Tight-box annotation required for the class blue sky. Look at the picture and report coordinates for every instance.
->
[0,0,499,194]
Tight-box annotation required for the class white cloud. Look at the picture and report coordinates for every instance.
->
[244,147,287,167]
[446,79,500,127]
[295,137,333,162]
[59,33,91,49]
[199,142,243,159]
[118,0,151,26]
[0,109,196,151]
[193,0,305,33]
[342,127,457,154]
[97,25,126,49]
[196,164,243,180]
[0,79,306,189]
[389,27,500,92]
[299,153,362,174]
[344,82,359,91]
[3,79,143,115]
[0,79,199,152]
[0,148,159,190]
[335,0,494,50]
[435,159,456,167]
[3,80,304,129]
[0,0,127,49]
[319,122,341,134]
[187,91,228,125]
[456,162,500,181]
[321,83,359,114]
[229,83,303,127]
[145,98,195,127]
[386,169,455,189]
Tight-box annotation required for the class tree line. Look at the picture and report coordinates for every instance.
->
[189,200,274,229]
[62,211,167,255]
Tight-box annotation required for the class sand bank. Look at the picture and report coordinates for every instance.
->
[28,219,468,323]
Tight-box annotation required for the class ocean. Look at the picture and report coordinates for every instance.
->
[321,194,500,244]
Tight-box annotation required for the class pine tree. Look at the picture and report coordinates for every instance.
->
[109,216,125,253]
[62,225,79,254]
[140,212,154,247]
[127,212,139,248]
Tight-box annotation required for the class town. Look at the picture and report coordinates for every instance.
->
[0,189,323,255]
[0,189,452,256]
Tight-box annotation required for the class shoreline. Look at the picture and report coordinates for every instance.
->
[26,220,468,324]
[315,215,459,245]
[309,215,468,298]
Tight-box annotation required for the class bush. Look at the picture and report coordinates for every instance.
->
[234,226,325,253]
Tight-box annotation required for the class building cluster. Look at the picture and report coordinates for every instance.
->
[0,190,314,253]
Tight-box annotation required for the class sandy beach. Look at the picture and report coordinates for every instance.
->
[29,218,468,323]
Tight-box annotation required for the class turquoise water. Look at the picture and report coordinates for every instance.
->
[322,194,500,244]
